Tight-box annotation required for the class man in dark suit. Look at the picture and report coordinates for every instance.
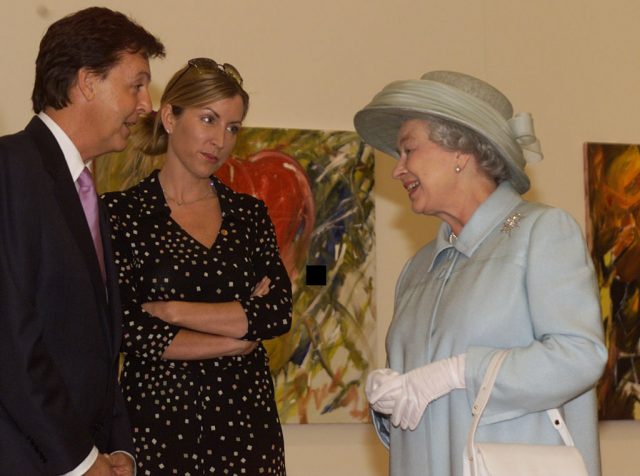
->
[0,7,164,475]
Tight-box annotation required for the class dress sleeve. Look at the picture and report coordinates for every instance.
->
[465,207,607,423]
[105,197,181,361]
[237,200,292,340]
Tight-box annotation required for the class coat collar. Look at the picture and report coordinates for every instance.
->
[429,181,523,270]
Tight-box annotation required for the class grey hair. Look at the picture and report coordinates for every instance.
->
[424,116,510,184]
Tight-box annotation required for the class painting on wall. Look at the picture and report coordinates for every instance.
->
[96,126,376,424]
[584,142,640,420]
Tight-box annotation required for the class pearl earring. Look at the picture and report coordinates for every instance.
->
[455,165,461,173]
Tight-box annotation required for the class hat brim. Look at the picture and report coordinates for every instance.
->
[355,107,447,158]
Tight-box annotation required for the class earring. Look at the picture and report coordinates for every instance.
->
[455,165,461,173]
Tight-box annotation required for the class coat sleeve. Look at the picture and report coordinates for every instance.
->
[238,199,293,340]
[465,207,607,423]
[107,377,135,454]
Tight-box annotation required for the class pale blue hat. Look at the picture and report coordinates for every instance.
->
[353,71,542,194]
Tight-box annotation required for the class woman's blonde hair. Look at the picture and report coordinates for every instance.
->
[131,59,249,156]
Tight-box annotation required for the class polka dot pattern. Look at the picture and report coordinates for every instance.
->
[102,170,292,475]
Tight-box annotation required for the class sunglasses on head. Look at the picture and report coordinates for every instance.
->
[174,57,243,86]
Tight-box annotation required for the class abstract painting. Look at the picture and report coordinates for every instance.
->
[584,142,640,419]
[96,126,376,423]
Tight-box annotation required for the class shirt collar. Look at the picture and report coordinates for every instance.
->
[429,181,523,269]
[38,111,89,182]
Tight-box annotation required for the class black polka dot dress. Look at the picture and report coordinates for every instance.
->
[102,170,292,475]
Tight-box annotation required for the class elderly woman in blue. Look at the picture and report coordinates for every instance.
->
[353,71,607,476]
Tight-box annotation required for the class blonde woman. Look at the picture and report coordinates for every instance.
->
[102,59,291,475]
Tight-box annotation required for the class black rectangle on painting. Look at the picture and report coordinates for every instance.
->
[305,264,327,286]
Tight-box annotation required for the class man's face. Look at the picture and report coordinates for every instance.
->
[86,51,152,157]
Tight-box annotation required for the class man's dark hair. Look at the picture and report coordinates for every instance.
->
[31,7,165,113]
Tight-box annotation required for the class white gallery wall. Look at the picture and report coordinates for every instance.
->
[1,1,639,474]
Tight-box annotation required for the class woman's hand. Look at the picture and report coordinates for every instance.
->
[366,368,402,414]
[142,300,175,323]
[369,355,466,431]
[226,337,259,356]
[251,276,271,297]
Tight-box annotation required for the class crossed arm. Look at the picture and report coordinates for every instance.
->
[142,277,271,360]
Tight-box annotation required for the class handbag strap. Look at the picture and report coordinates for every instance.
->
[546,408,576,446]
[465,350,577,467]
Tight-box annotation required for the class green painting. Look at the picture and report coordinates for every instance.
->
[96,127,376,423]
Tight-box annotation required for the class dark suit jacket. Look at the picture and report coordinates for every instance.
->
[0,117,134,475]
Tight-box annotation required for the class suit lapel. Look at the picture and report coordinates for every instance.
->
[25,117,114,351]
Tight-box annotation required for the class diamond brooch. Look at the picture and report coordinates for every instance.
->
[501,213,523,235]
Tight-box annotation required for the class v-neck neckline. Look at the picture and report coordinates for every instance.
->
[166,212,222,252]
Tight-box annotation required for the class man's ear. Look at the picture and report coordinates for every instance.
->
[75,67,97,101]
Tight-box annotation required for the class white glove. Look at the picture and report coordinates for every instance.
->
[365,368,401,413]
[368,354,466,431]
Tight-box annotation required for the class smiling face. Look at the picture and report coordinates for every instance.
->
[393,118,461,217]
[162,94,245,179]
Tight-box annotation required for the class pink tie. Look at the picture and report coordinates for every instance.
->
[77,168,106,282]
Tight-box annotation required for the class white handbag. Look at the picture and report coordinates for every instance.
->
[463,350,589,476]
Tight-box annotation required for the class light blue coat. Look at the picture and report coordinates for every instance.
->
[373,182,607,476]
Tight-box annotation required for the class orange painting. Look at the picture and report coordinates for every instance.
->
[585,142,640,419]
